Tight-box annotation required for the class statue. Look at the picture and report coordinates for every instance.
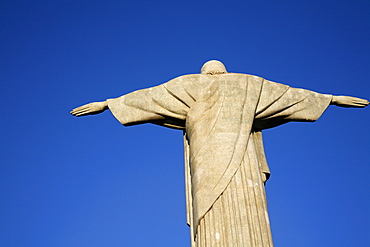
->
[71,60,368,247]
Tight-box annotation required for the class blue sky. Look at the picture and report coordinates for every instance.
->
[1,0,369,246]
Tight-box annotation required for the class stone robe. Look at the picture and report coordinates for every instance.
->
[106,73,332,246]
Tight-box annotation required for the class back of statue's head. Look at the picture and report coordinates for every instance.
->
[201,60,228,75]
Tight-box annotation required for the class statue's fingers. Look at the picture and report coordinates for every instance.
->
[354,99,369,106]
[70,109,82,115]
[75,105,90,111]
[356,98,369,104]
[71,110,82,116]
[74,109,92,116]
[352,102,368,108]
[70,109,79,115]
[70,108,82,114]
[71,106,91,116]
[71,105,91,114]
[71,108,80,113]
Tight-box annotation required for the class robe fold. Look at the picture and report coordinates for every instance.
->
[107,73,332,246]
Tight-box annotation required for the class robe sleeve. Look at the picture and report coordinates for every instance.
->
[254,79,333,130]
[106,74,200,129]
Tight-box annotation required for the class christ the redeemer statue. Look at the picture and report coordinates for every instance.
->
[71,60,368,247]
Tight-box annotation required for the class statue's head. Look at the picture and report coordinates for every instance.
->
[201,60,227,75]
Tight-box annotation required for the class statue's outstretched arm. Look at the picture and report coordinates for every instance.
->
[70,101,109,117]
[331,96,369,108]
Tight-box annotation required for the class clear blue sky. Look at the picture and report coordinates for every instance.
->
[1,0,369,246]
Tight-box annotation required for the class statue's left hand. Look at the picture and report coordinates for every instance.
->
[70,101,108,117]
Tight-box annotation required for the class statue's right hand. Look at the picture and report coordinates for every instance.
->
[331,96,369,108]
[70,101,108,117]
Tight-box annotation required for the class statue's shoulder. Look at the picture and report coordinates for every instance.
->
[222,73,265,82]
[163,74,202,90]
[183,73,202,80]
[168,74,201,82]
